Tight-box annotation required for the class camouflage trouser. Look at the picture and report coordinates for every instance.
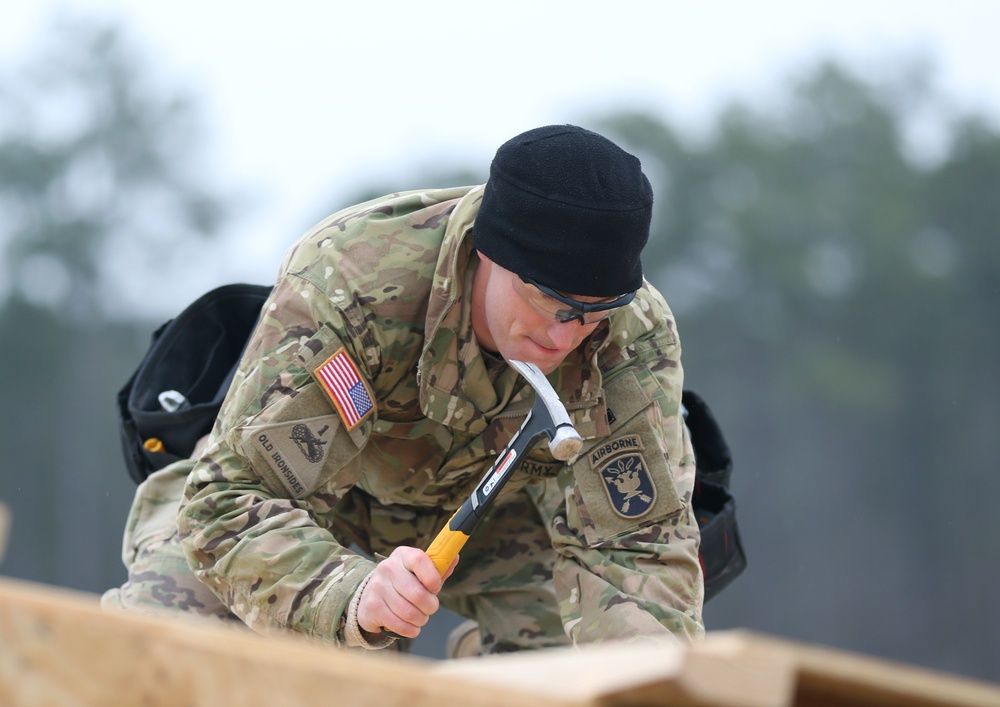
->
[101,459,235,621]
[104,459,571,653]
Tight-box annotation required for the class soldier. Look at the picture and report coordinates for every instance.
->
[103,124,704,653]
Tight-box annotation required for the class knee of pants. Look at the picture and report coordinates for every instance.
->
[115,531,232,621]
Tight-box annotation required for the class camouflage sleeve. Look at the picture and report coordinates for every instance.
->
[177,271,377,646]
[546,328,705,645]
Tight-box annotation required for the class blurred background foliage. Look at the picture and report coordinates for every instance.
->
[1,17,997,683]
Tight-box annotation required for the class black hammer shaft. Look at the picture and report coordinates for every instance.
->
[424,360,581,575]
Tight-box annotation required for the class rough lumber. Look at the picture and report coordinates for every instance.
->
[2,576,999,707]
[0,577,556,707]
[437,631,796,707]
[773,636,1000,707]
[440,631,1000,707]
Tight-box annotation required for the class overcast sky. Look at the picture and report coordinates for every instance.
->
[4,1,1000,295]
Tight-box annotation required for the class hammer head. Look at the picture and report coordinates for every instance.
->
[509,360,583,460]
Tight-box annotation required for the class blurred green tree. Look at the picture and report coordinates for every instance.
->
[0,15,231,320]
[0,16,233,593]
[598,59,1000,680]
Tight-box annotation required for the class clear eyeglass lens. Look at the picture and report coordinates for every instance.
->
[517,279,623,325]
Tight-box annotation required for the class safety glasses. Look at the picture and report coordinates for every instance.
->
[517,275,636,325]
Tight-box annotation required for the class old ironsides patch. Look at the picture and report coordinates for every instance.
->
[290,423,329,463]
[597,444,657,519]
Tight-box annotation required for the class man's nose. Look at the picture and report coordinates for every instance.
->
[545,320,580,350]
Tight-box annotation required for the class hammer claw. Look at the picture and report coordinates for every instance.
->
[509,360,582,460]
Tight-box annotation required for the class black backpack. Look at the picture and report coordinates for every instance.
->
[117,284,746,600]
[116,283,271,484]
[682,389,746,600]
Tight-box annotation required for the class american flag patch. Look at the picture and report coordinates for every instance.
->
[313,348,374,429]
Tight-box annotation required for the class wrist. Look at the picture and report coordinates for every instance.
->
[345,570,396,650]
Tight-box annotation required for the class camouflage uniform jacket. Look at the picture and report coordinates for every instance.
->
[177,185,704,646]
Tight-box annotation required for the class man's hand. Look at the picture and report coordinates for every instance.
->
[357,546,458,639]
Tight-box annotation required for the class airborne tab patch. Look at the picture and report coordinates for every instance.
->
[313,348,375,430]
[590,434,644,467]
[598,452,657,519]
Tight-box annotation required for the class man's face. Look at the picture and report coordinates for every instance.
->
[471,254,605,375]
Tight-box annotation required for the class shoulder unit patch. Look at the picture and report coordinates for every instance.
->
[313,347,375,430]
[598,451,657,519]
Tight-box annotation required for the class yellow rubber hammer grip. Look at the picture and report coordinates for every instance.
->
[425,511,471,576]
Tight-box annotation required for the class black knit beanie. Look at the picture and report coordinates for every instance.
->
[473,124,653,298]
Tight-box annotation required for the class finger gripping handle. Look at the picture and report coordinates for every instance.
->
[425,524,469,576]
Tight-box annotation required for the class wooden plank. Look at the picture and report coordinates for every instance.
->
[0,574,798,707]
[2,575,999,707]
[0,577,578,707]
[436,631,797,707]
[765,635,1000,707]
[440,631,1000,707]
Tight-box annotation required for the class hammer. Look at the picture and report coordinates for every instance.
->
[424,359,582,575]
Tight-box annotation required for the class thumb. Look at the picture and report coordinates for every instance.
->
[440,554,460,583]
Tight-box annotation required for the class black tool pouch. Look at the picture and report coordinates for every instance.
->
[684,389,747,601]
[117,283,272,483]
